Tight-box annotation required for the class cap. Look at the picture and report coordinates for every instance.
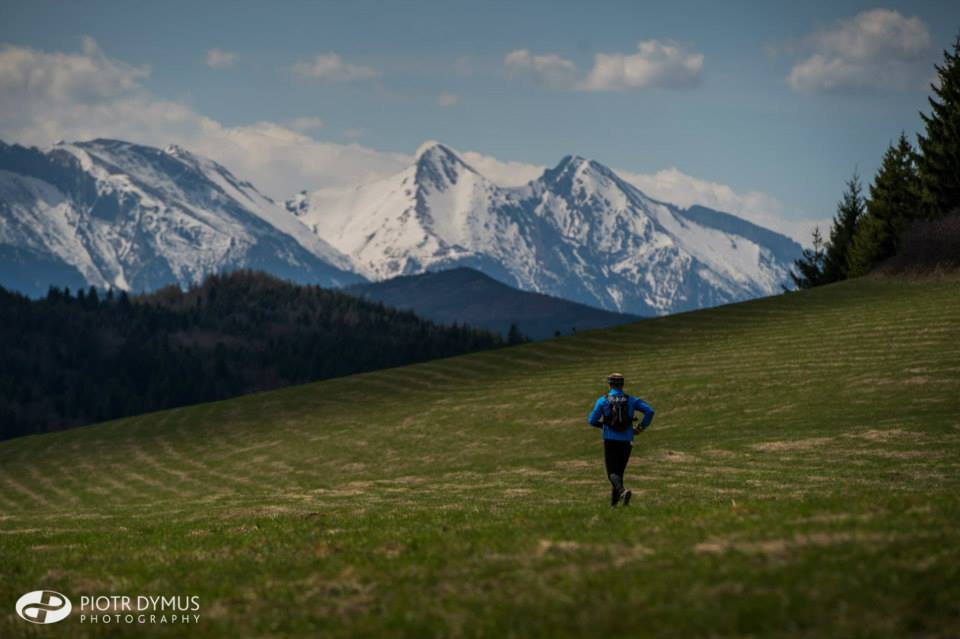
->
[607,373,625,386]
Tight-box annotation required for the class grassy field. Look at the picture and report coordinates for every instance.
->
[1,276,959,638]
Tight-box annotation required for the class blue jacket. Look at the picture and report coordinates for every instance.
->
[588,388,655,441]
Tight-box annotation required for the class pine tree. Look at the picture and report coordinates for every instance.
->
[791,226,826,289]
[848,134,923,277]
[822,173,865,283]
[917,34,960,217]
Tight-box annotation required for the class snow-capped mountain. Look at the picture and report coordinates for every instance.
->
[287,142,802,315]
[0,139,361,296]
[0,137,801,315]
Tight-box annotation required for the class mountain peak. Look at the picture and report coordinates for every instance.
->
[414,141,469,167]
[552,154,618,177]
[541,154,620,190]
[414,140,449,159]
[275,138,802,315]
[556,154,589,169]
[0,138,362,295]
[412,141,476,187]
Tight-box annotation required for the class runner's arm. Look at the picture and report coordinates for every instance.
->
[632,398,655,429]
[587,397,606,428]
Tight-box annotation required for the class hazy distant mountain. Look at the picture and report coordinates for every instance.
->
[0,139,361,296]
[287,142,803,315]
[350,267,642,339]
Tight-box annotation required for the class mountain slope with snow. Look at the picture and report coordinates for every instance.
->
[0,139,361,296]
[288,143,802,315]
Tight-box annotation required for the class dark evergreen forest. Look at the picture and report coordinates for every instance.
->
[0,271,507,440]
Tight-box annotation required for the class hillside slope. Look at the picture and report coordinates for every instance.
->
[349,267,642,339]
[1,277,958,638]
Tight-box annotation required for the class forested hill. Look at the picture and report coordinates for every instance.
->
[0,271,506,440]
[350,267,642,339]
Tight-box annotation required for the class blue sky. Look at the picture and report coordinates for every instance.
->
[1,0,957,240]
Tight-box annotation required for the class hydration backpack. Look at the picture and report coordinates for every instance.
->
[605,393,631,432]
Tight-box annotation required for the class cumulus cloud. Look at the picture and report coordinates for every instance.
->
[0,38,820,245]
[0,36,148,105]
[206,48,236,70]
[291,52,380,82]
[581,40,704,91]
[437,91,459,107]
[0,38,405,197]
[504,41,703,91]
[459,150,545,186]
[787,9,932,93]
[504,49,577,88]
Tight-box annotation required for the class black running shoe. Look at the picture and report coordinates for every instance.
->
[621,489,632,507]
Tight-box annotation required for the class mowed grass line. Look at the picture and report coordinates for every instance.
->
[1,276,959,638]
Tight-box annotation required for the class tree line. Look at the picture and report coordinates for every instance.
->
[0,270,513,440]
[793,36,960,287]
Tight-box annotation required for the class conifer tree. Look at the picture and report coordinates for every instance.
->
[822,173,865,283]
[848,134,923,277]
[917,34,960,217]
[791,226,826,289]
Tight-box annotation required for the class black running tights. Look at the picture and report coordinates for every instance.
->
[604,439,632,489]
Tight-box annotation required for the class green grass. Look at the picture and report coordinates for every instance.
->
[1,276,959,638]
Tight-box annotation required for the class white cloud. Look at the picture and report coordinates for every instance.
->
[437,91,459,107]
[459,150,545,186]
[0,38,405,198]
[0,36,148,105]
[504,49,577,88]
[0,38,821,245]
[581,40,704,91]
[504,41,703,92]
[787,9,932,93]
[206,48,236,70]
[291,52,380,82]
